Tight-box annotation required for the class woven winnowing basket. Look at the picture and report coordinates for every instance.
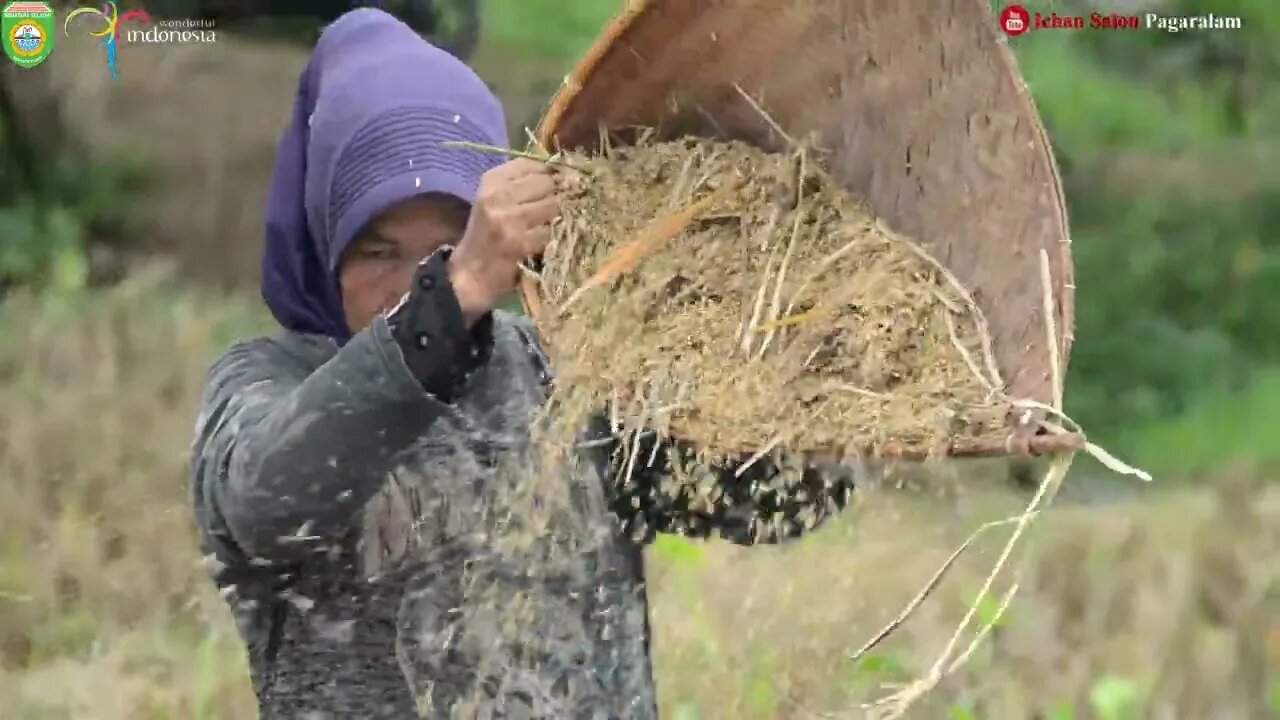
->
[523,0,1081,459]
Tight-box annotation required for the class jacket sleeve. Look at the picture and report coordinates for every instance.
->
[594,422,857,546]
[190,250,490,563]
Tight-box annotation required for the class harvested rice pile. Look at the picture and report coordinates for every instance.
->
[533,136,1013,465]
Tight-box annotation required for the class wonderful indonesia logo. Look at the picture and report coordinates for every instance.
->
[61,1,215,78]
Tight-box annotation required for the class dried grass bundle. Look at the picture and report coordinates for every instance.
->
[529,136,1015,468]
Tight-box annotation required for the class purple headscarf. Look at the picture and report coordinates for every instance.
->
[261,8,507,343]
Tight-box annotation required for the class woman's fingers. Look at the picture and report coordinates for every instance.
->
[497,156,549,180]
[455,157,561,281]
[511,197,557,261]
[502,166,558,205]
[521,222,553,259]
[518,194,561,230]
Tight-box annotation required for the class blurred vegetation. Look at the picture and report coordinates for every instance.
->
[0,74,149,293]
[1012,0,1280,449]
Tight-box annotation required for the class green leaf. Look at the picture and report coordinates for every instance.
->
[1048,700,1076,720]
[652,534,705,569]
[973,590,1010,628]
[1090,675,1140,720]
[50,246,89,294]
[672,704,701,720]
[856,652,904,677]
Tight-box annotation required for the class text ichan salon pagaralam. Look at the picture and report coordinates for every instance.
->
[1000,6,1243,37]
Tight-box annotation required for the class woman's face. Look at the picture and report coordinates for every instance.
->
[339,194,470,334]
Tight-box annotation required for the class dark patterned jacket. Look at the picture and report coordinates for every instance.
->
[189,250,855,718]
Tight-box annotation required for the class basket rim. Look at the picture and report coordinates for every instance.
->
[533,1,649,152]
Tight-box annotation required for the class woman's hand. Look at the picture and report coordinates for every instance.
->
[448,158,560,325]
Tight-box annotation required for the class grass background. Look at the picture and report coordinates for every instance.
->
[1,0,1279,718]
[1,275,1274,719]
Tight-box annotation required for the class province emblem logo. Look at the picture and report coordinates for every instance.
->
[3,1,54,68]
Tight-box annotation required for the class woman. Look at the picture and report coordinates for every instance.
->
[190,9,855,718]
